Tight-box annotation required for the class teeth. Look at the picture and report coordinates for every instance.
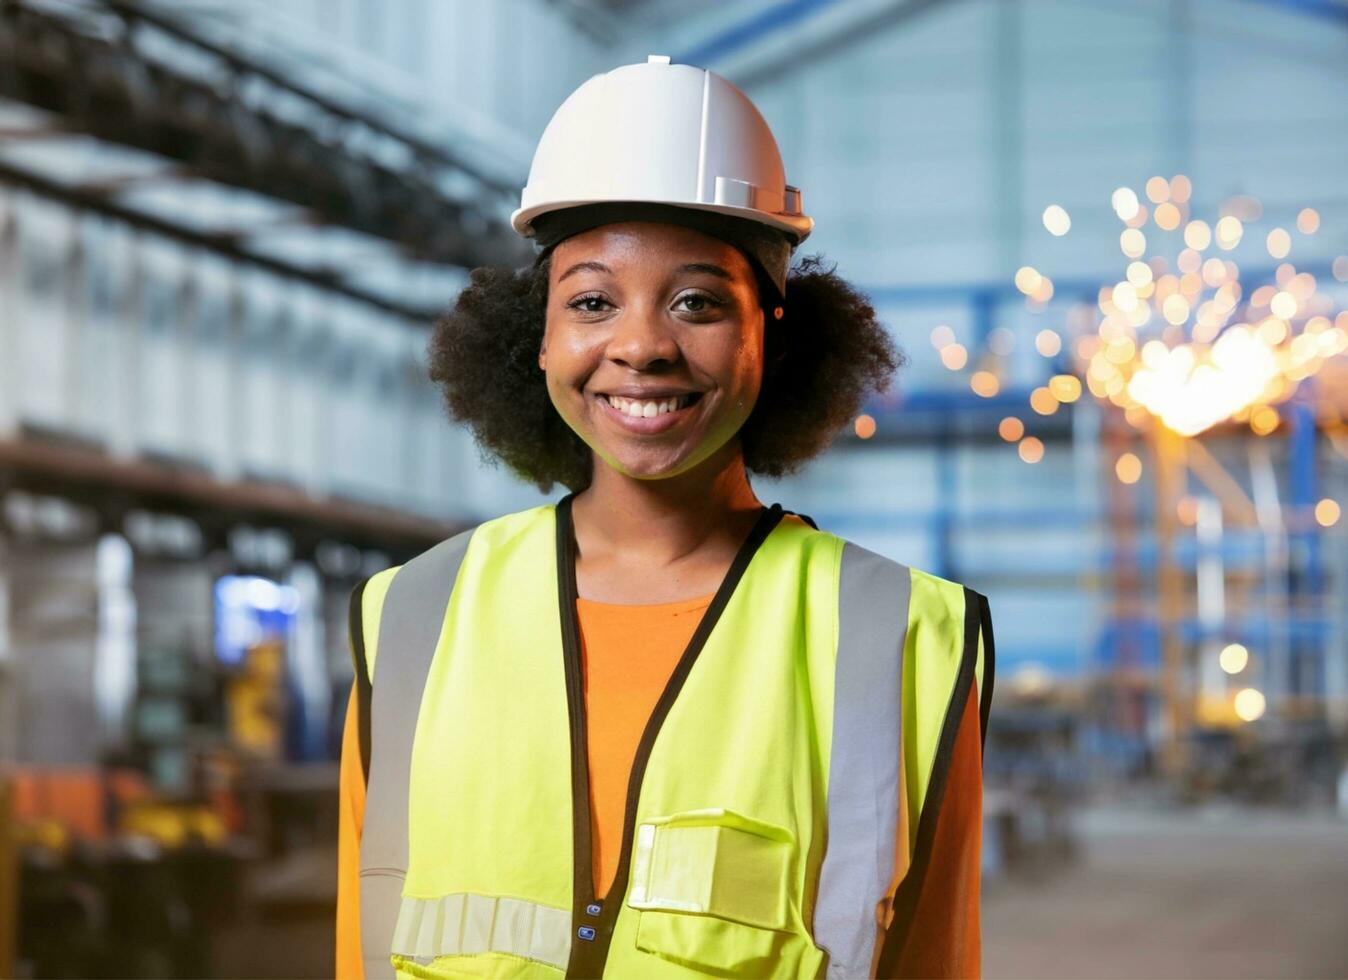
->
[607,394,691,418]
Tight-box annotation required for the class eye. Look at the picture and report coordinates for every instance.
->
[566,292,611,314]
[674,291,722,315]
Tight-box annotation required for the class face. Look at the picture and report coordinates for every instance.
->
[538,220,766,481]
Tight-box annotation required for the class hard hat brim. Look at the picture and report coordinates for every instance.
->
[512,198,813,248]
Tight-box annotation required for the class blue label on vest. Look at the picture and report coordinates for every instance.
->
[586,903,602,916]
[578,926,596,941]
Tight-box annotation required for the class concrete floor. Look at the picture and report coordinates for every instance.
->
[984,804,1348,979]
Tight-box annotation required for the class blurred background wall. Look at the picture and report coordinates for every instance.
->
[0,0,1345,976]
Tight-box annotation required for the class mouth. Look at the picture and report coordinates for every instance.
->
[594,390,704,433]
[598,391,702,416]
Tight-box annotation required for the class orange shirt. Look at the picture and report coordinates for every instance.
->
[575,591,713,899]
[334,588,983,978]
[335,683,366,978]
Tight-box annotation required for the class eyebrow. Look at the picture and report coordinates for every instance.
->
[556,261,734,283]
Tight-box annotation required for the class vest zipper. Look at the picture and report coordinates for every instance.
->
[554,494,785,979]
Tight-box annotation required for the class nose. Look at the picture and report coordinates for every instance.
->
[605,308,681,371]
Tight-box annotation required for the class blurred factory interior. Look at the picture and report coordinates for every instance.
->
[0,0,1345,976]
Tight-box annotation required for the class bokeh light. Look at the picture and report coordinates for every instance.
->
[1014,266,1042,295]
[1250,406,1280,436]
[1023,182,1348,440]
[1030,387,1059,415]
[971,370,1001,397]
[1112,186,1140,221]
[1043,204,1071,236]
[1220,643,1249,674]
[1266,227,1291,259]
[1018,436,1044,463]
[1049,374,1082,402]
[1215,215,1243,250]
[1121,228,1147,258]
[1234,688,1267,723]
[1154,202,1182,231]
[998,416,1025,441]
[1183,220,1211,251]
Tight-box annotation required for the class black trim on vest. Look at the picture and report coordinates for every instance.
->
[555,493,786,980]
[348,575,374,787]
[554,495,597,975]
[977,593,996,754]
[874,585,983,976]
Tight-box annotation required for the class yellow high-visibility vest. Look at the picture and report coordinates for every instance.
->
[352,495,992,979]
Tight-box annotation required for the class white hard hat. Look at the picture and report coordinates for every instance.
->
[511,54,812,248]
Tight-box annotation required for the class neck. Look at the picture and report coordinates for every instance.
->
[571,441,764,566]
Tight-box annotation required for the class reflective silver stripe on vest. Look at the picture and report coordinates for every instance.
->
[814,542,909,980]
[360,528,476,980]
[390,893,571,971]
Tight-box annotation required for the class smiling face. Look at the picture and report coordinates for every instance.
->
[538,220,766,482]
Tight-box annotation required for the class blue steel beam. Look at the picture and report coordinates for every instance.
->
[1237,0,1348,26]
[858,260,1338,307]
[1289,392,1323,594]
[675,0,955,89]
[675,0,840,67]
[871,386,1046,416]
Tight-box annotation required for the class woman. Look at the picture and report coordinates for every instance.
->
[337,56,993,980]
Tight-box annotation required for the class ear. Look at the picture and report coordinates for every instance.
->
[538,336,547,370]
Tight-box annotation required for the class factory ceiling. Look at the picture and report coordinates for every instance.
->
[0,0,530,319]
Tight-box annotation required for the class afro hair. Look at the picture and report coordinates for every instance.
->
[428,252,903,493]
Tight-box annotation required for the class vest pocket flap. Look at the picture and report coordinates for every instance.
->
[628,807,792,931]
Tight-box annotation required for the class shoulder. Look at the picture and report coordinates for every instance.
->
[908,566,986,634]
[365,502,556,593]
[347,503,560,673]
[815,526,992,663]
[400,502,553,571]
[461,502,555,552]
[776,513,969,600]
[815,525,980,613]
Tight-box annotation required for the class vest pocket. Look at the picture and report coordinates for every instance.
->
[628,808,795,975]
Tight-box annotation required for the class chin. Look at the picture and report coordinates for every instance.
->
[595,447,697,481]
[606,458,688,481]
